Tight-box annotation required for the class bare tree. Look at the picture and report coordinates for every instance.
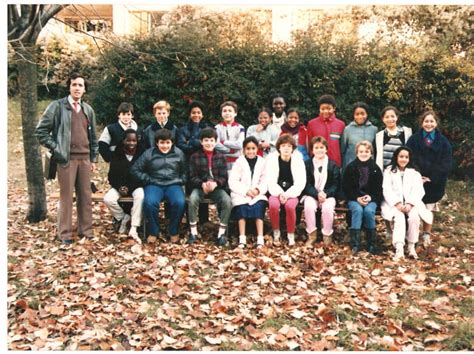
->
[8,4,65,222]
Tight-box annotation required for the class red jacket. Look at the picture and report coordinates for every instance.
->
[307,115,345,167]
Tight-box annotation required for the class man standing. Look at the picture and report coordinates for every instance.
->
[35,73,98,244]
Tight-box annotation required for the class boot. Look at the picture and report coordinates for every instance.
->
[322,233,332,245]
[366,229,378,254]
[305,230,317,247]
[349,229,361,253]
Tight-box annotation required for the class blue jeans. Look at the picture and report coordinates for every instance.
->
[143,184,186,236]
[348,201,377,230]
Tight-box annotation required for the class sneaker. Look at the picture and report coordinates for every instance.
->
[119,214,131,234]
[129,227,142,244]
[408,242,418,259]
[238,235,247,249]
[112,217,121,233]
[187,234,197,244]
[217,235,228,246]
[256,235,265,248]
[288,233,295,246]
[422,233,431,248]
[393,243,405,261]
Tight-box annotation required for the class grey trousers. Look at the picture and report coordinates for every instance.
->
[188,188,232,226]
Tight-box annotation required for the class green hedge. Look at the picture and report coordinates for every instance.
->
[83,34,472,179]
[7,19,473,179]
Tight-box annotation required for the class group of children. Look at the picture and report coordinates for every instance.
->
[99,94,452,260]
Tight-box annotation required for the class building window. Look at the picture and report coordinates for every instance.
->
[64,18,111,33]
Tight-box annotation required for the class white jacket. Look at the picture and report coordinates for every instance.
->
[382,167,433,224]
[265,150,306,199]
[228,155,268,206]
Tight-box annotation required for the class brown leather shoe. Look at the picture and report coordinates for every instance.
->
[147,235,157,244]
[170,235,180,244]
[305,230,317,247]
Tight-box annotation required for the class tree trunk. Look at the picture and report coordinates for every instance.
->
[15,45,47,222]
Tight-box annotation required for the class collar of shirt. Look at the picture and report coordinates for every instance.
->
[422,130,436,140]
[67,95,81,111]
[119,120,137,130]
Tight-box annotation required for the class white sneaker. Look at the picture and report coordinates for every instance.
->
[129,226,141,244]
[256,235,265,248]
[238,235,247,248]
[273,230,281,246]
[119,214,131,234]
[393,243,405,261]
[422,233,431,247]
[408,242,418,259]
[288,233,295,246]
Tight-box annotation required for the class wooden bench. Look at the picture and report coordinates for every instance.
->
[49,192,217,239]
[49,192,380,241]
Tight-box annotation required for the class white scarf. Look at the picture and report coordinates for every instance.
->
[272,112,286,130]
[313,155,328,192]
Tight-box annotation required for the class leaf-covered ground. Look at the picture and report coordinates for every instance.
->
[7,98,473,350]
[7,177,474,351]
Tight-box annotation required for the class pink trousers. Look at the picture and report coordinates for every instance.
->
[268,196,299,233]
[303,196,336,235]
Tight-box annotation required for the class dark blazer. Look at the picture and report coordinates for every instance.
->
[342,158,383,204]
[189,149,229,190]
[108,144,145,192]
[142,121,177,149]
[406,129,452,203]
[176,120,213,156]
[302,158,340,199]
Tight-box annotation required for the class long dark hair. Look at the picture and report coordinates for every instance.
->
[389,146,418,173]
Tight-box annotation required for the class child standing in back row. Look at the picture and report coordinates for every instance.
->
[307,94,345,168]
[142,100,178,149]
[341,102,377,171]
[406,110,452,247]
[215,101,245,171]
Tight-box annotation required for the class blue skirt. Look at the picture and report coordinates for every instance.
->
[231,200,266,220]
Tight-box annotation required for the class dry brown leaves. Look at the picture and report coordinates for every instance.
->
[7,184,474,351]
